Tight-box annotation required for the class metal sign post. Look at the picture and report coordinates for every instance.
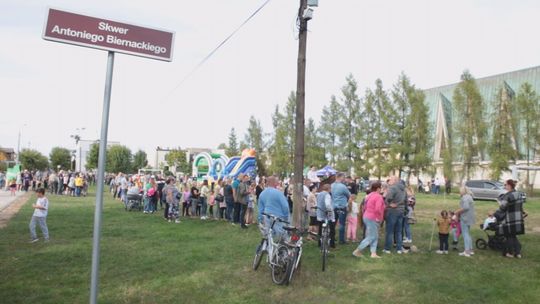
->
[42,8,174,303]
[89,51,114,304]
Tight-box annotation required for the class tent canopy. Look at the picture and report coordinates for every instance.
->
[316,165,336,176]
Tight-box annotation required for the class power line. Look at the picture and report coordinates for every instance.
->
[162,0,272,102]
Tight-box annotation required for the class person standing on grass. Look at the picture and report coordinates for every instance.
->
[161,178,171,220]
[317,184,336,248]
[182,185,191,217]
[75,174,83,197]
[497,179,526,259]
[232,174,243,225]
[331,173,351,245]
[164,177,181,223]
[436,210,451,254]
[200,179,210,220]
[383,176,408,254]
[455,186,475,257]
[224,178,235,222]
[353,181,385,259]
[403,186,416,243]
[307,185,318,240]
[245,183,256,225]
[346,194,359,243]
[29,188,49,243]
[237,174,250,229]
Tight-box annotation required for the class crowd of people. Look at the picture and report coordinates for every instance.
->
[21,167,527,259]
[1,169,95,197]
[106,172,263,227]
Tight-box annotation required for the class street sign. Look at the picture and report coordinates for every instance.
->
[42,7,174,304]
[43,8,174,61]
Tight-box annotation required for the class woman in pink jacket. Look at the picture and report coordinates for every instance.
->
[353,181,386,258]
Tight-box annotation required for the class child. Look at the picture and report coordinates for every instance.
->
[449,210,460,250]
[182,186,191,217]
[436,210,451,254]
[482,212,496,230]
[245,184,256,225]
[9,178,17,196]
[403,186,416,243]
[29,188,49,243]
[346,194,359,243]
[307,185,318,239]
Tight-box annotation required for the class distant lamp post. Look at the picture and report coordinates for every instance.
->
[70,127,86,172]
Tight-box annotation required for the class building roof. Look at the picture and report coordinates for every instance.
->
[423,65,540,161]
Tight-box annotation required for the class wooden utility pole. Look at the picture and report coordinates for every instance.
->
[292,0,308,229]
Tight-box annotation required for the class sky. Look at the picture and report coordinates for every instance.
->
[1,0,540,166]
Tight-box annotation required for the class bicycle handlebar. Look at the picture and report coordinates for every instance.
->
[261,212,290,224]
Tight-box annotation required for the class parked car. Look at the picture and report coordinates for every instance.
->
[465,180,506,201]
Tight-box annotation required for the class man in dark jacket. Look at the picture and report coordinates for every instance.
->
[236,174,250,229]
[383,176,408,254]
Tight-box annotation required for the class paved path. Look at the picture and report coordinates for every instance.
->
[0,190,27,212]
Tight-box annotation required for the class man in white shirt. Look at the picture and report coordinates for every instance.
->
[29,188,49,243]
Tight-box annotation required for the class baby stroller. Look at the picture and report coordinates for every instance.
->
[126,193,143,211]
[475,222,506,251]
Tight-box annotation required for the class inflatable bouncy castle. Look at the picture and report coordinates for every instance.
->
[192,149,256,181]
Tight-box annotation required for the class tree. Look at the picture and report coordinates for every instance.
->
[488,86,519,180]
[268,93,296,177]
[452,70,487,181]
[244,116,267,176]
[305,118,327,168]
[360,79,394,179]
[516,83,540,192]
[86,143,100,170]
[226,128,239,156]
[20,149,49,171]
[319,96,341,167]
[49,147,71,171]
[165,149,190,174]
[107,145,132,173]
[132,150,148,173]
[336,74,361,174]
[217,143,227,150]
[389,73,432,182]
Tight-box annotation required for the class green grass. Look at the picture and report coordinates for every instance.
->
[1,190,539,304]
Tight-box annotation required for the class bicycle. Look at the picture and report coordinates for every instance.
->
[311,207,334,271]
[252,213,300,285]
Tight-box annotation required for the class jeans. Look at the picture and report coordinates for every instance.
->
[357,218,379,253]
[75,186,82,197]
[384,209,404,251]
[226,200,234,221]
[233,202,241,223]
[460,220,472,252]
[403,219,412,240]
[143,197,153,212]
[200,197,207,217]
[439,233,449,251]
[240,204,248,227]
[335,208,347,244]
[29,216,49,240]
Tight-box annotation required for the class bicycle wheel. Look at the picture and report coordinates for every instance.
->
[271,245,291,285]
[321,235,328,272]
[287,247,300,284]
[252,239,266,271]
